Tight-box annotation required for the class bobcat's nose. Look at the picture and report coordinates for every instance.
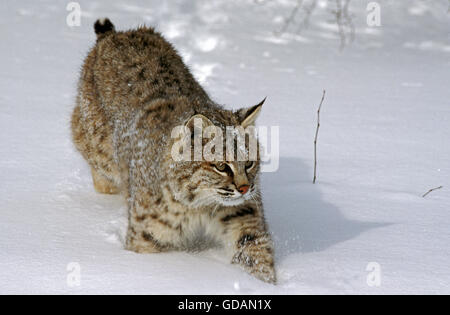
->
[237,185,250,195]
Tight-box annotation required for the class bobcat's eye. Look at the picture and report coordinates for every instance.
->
[245,161,255,169]
[214,163,230,173]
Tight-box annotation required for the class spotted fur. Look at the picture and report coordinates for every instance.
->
[71,19,276,283]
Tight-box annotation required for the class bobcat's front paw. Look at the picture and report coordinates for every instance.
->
[232,245,276,284]
[250,260,277,284]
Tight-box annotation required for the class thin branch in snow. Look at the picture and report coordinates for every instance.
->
[276,0,355,50]
[313,90,326,184]
[332,0,355,51]
[296,0,317,34]
[277,0,304,35]
[422,186,443,198]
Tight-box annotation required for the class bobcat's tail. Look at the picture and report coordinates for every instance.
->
[94,18,115,39]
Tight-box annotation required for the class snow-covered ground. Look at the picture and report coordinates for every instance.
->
[1,0,449,294]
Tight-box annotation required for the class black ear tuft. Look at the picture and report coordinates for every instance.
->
[94,18,115,38]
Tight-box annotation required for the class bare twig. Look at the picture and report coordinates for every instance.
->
[278,0,304,35]
[296,0,317,34]
[276,0,355,50]
[342,0,355,43]
[333,0,355,51]
[422,186,443,198]
[313,90,326,184]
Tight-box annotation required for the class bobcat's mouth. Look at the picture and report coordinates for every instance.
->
[218,196,246,206]
[215,187,255,206]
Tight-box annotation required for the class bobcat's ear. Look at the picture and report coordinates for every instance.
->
[237,97,265,128]
[185,114,214,133]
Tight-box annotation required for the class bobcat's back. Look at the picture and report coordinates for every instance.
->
[71,19,216,192]
[88,21,210,116]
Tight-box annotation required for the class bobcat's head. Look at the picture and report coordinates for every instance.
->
[168,99,265,208]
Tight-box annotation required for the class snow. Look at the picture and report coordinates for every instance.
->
[1,0,449,294]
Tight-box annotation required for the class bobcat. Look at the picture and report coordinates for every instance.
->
[71,18,276,283]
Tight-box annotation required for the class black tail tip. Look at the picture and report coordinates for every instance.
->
[94,18,115,37]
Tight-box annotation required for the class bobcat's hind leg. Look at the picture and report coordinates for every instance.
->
[126,228,172,254]
[91,168,119,194]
